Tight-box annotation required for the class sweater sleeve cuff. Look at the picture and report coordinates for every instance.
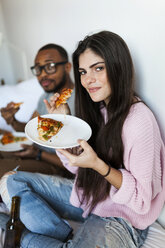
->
[56,150,78,174]
[110,169,135,204]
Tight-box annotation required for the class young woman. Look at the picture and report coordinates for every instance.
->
[0,31,165,248]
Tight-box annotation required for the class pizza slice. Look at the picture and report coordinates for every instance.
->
[0,132,27,145]
[37,116,64,141]
[55,88,73,108]
[13,102,23,108]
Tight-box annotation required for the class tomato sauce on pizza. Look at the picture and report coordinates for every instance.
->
[55,88,73,108]
[0,132,27,145]
[37,116,63,141]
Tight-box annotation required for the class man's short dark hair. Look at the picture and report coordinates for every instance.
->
[38,43,68,61]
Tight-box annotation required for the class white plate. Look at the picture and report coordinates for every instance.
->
[0,132,33,152]
[25,114,92,149]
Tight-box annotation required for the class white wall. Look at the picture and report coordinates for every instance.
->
[0,0,165,141]
[0,2,15,84]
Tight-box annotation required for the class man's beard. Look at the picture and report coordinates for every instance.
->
[52,73,66,93]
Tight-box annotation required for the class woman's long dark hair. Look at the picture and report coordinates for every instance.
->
[72,31,135,212]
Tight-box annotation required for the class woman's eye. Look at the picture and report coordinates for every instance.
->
[96,66,104,71]
[79,71,86,76]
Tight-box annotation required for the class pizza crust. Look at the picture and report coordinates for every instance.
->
[13,102,23,108]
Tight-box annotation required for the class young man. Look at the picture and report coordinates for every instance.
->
[0,44,74,178]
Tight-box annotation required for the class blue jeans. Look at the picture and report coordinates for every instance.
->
[5,171,148,248]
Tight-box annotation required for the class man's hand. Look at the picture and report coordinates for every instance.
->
[1,102,19,125]
[13,144,39,159]
[44,93,71,115]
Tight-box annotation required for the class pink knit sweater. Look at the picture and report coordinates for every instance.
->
[57,102,165,229]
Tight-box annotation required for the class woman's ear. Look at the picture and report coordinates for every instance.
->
[65,62,72,73]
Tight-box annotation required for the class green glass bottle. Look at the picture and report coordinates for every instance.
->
[4,196,24,248]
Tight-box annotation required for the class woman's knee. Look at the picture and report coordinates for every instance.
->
[0,171,30,206]
[0,171,16,209]
[6,172,32,199]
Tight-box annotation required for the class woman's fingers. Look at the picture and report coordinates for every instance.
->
[57,149,78,165]
[57,149,73,158]
[77,139,92,152]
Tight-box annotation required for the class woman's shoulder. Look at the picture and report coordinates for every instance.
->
[127,101,156,123]
[123,101,161,139]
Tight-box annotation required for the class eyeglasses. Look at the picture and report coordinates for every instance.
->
[30,61,68,76]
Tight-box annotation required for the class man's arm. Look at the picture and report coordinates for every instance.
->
[1,102,25,132]
[11,110,39,131]
[11,110,40,132]
[5,111,38,132]
[1,102,39,132]
[14,144,73,177]
[0,129,7,134]
[41,151,64,168]
[41,151,75,178]
[10,118,26,132]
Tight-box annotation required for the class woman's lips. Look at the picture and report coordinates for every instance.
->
[88,87,101,93]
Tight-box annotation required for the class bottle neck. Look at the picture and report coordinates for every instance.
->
[10,197,20,221]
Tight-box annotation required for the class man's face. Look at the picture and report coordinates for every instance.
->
[34,48,67,93]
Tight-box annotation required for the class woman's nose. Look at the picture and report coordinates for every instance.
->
[84,72,96,85]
